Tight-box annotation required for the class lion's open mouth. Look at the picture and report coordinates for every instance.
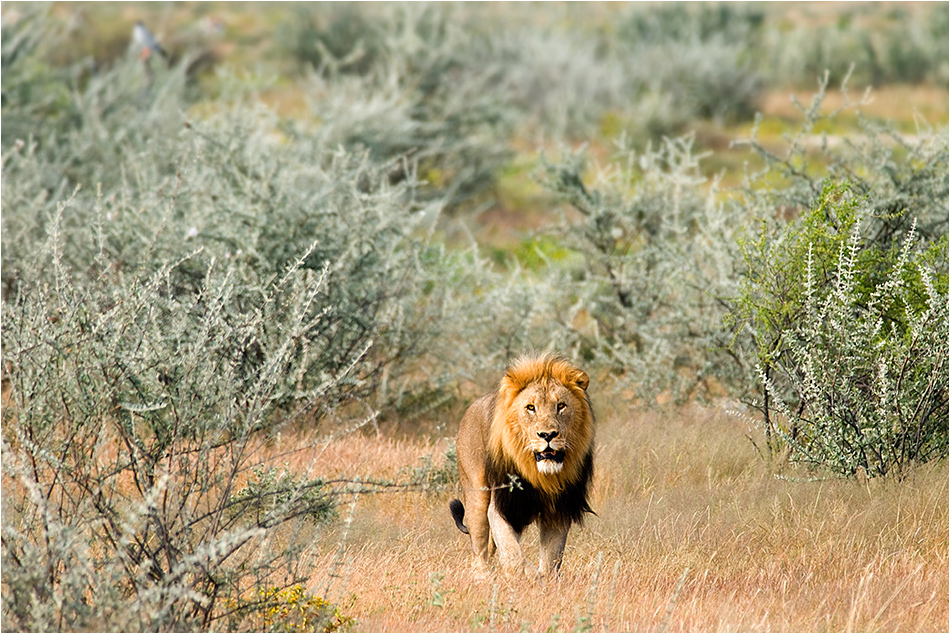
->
[534,449,565,463]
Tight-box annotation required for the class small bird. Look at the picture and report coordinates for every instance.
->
[132,20,167,60]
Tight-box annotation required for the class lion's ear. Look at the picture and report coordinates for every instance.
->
[574,370,590,391]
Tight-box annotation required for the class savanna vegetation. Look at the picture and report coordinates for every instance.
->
[1,2,947,632]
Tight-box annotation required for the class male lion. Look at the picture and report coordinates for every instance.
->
[449,353,595,578]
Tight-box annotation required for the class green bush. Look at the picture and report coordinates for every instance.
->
[736,183,948,478]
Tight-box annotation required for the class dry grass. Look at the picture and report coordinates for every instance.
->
[272,403,948,632]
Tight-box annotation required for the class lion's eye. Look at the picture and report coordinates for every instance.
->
[525,403,535,412]
[556,402,566,412]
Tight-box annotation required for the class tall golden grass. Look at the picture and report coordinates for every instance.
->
[274,404,948,632]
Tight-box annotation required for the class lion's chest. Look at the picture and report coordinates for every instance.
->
[486,451,594,534]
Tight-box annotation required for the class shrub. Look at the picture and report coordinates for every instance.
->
[1,223,342,630]
[735,71,949,245]
[389,245,563,417]
[617,3,765,130]
[0,12,452,629]
[227,584,354,633]
[490,3,767,141]
[536,136,745,403]
[0,6,75,149]
[736,183,948,478]
[760,4,949,88]
[277,2,769,149]
[279,3,385,76]
[0,161,439,628]
[489,22,631,139]
[285,3,515,212]
[727,71,947,368]
[534,75,948,415]
[2,18,452,416]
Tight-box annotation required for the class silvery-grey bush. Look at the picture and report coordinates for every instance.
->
[280,3,516,212]
[760,3,948,87]
[535,136,745,404]
[1,11,453,629]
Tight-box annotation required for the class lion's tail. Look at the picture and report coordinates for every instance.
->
[449,499,469,534]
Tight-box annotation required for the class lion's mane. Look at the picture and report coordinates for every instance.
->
[486,353,595,524]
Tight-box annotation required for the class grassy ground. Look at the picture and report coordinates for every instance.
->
[272,404,948,632]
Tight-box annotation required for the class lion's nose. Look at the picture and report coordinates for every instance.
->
[538,430,558,442]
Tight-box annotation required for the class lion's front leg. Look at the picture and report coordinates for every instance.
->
[538,518,570,576]
[488,495,536,579]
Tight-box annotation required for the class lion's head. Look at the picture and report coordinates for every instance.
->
[488,353,594,496]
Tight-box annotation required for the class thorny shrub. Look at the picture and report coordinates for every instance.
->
[728,72,949,478]
[535,136,744,404]
[225,584,354,633]
[736,184,948,478]
[1,11,449,631]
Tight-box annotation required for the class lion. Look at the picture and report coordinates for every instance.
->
[449,353,595,578]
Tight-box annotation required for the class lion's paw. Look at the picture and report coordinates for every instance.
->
[471,559,492,581]
[501,558,539,581]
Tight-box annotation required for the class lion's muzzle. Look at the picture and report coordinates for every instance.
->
[534,445,565,475]
[533,448,565,463]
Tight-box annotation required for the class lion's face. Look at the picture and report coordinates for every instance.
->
[489,355,594,496]
[512,382,582,475]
